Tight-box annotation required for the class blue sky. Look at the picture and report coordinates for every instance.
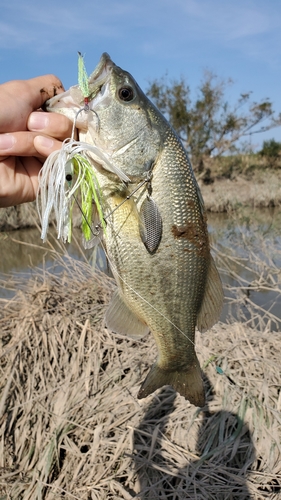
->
[1,0,281,148]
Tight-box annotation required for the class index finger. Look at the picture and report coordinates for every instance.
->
[25,74,65,110]
[0,75,65,133]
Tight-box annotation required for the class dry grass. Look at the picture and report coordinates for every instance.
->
[0,245,280,500]
[200,171,281,212]
[212,214,281,333]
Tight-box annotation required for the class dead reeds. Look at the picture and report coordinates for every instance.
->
[212,208,281,333]
[200,170,281,212]
[0,239,280,499]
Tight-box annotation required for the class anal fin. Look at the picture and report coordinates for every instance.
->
[105,290,149,339]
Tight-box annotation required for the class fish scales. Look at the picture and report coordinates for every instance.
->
[45,53,224,406]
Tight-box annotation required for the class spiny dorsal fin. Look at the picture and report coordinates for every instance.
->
[197,254,224,333]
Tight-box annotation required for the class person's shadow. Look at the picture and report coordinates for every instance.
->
[132,377,255,499]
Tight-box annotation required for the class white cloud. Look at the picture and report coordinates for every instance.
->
[1,0,281,71]
[0,0,125,52]
[169,0,272,40]
[0,21,37,49]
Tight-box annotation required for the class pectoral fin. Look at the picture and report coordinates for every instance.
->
[197,254,224,333]
[139,197,162,254]
[82,229,103,249]
[105,290,150,339]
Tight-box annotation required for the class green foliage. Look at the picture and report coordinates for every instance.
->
[259,139,281,166]
[147,72,281,168]
[214,155,243,179]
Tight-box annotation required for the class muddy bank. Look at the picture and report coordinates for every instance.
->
[1,170,281,231]
[199,170,281,212]
[0,201,80,232]
[0,202,39,231]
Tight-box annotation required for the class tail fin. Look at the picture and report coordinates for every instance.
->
[138,358,205,407]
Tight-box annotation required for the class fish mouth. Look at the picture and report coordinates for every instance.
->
[44,53,114,124]
[88,52,114,88]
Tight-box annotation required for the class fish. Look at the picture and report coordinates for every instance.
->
[45,53,224,407]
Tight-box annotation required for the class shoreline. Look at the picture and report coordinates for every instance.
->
[199,171,281,212]
[1,171,281,231]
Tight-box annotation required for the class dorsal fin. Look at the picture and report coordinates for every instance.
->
[197,254,224,333]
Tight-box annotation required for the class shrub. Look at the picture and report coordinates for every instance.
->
[259,139,281,167]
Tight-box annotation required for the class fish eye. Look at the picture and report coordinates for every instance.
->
[118,86,134,102]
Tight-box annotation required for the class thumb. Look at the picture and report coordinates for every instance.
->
[34,135,62,157]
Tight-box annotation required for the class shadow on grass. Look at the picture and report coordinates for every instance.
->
[132,378,255,500]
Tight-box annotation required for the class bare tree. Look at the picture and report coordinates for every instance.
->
[147,72,281,168]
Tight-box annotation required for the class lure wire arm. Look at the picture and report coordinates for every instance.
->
[71,171,153,240]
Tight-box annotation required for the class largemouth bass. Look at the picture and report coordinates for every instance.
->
[46,53,223,407]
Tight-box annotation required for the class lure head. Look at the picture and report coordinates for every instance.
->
[65,160,74,187]
[45,53,166,180]
[45,53,112,129]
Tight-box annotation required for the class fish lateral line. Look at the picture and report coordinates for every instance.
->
[70,190,196,348]
[98,239,197,349]
[40,53,224,404]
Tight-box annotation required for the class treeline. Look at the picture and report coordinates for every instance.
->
[146,72,281,170]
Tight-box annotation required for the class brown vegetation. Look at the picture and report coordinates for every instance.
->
[0,248,280,499]
[1,158,281,235]
[199,155,281,212]
[0,154,280,498]
[200,170,281,212]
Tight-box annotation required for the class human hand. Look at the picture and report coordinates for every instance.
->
[0,75,73,207]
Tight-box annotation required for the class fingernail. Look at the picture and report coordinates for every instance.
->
[0,134,16,150]
[29,113,49,130]
[35,136,54,149]
[34,135,54,149]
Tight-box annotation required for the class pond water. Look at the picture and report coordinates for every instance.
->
[208,207,281,330]
[0,227,109,298]
[0,208,280,330]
